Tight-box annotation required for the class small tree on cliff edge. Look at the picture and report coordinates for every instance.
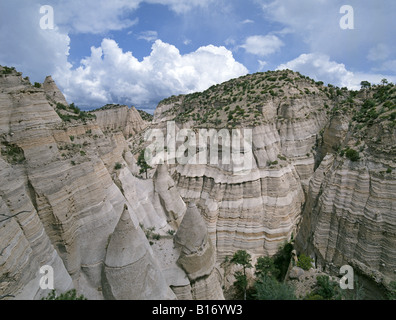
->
[360,81,371,89]
[231,250,252,300]
[137,149,152,179]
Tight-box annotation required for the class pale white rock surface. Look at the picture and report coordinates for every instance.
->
[0,158,73,299]
[92,105,148,139]
[2,67,395,300]
[174,202,224,300]
[153,164,186,227]
[0,70,187,300]
[102,206,176,300]
[42,75,69,106]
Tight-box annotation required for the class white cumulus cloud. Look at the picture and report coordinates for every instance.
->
[146,0,215,14]
[240,35,284,57]
[138,30,159,42]
[277,53,358,89]
[0,1,72,82]
[56,39,248,109]
[260,0,396,73]
[54,0,214,34]
[277,52,396,90]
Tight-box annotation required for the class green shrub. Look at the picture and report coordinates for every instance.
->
[362,99,376,109]
[233,270,249,299]
[254,275,296,300]
[345,149,360,162]
[55,103,66,111]
[273,242,293,281]
[2,66,15,74]
[231,250,253,300]
[297,254,314,271]
[152,233,161,240]
[42,289,86,300]
[388,281,396,300]
[33,82,41,88]
[69,103,80,114]
[1,143,25,164]
[167,230,176,236]
[114,162,122,170]
[313,275,342,300]
[137,149,152,178]
[255,256,280,279]
[304,293,324,300]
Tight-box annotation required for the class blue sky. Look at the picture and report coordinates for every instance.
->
[1,0,395,113]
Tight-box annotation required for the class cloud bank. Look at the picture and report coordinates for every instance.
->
[241,35,284,57]
[57,39,248,108]
[277,52,396,90]
[1,0,395,111]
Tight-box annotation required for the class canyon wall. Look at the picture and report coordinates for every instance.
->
[91,104,149,139]
[295,106,396,290]
[152,71,396,291]
[152,73,334,260]
[0,67,223,300]
[1,67,395,299]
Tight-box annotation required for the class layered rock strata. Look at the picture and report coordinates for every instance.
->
[153,79,333,258]
[42,75,69,106]
[91,104,148,139]
[174,202,224,300]
[0,68,187,299]
[102,206,176,300]
[1,66,395,299]
[151,71,396,294]
[296,141,396,289]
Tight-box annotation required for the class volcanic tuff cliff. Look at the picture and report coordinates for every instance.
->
[0,65,395,299]
[91,104,148,139]
[0,65,221,300]
[152,70,396,292]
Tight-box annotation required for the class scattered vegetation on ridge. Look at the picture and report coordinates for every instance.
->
[156,70,396,138]
[139,223,161,245]
[156,69,345,128]
[137,109,154,122]
[55,102,96,123]
[226,242,295,300]
[42,289,87,300]
[0,66,15,75]
[0,142,25,164]
[94,103,124,111]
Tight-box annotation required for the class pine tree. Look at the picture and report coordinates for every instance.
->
[137,150,152,179]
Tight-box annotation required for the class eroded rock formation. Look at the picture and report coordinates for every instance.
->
[0,68,180,299]
[174,202,224,300]
[91,104,148,139]
[1,66,395,299]
[103,205,176,300]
